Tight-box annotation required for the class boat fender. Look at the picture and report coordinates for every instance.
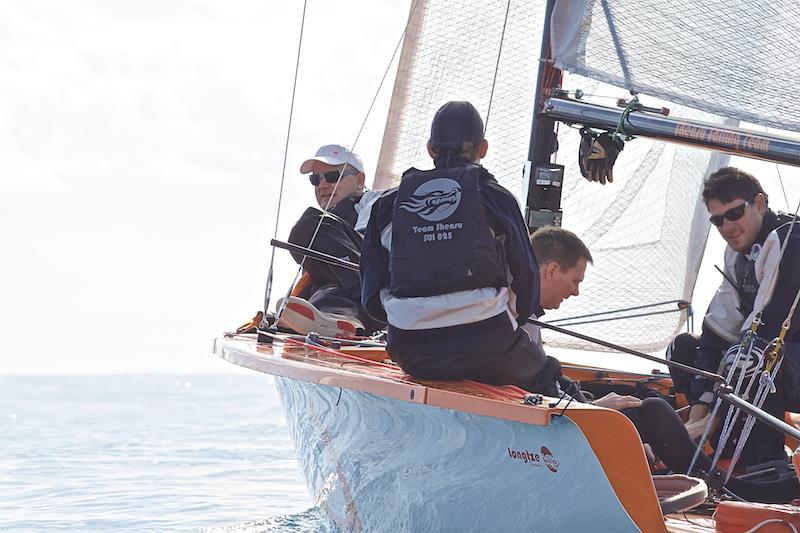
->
[652,474,708,515]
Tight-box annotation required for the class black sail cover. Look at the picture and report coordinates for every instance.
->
[390,164,506,297]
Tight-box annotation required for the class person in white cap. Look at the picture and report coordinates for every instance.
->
[300,144,367,221]
[275,144,382,338]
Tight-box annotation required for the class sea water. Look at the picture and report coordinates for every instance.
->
[0,375,331,532]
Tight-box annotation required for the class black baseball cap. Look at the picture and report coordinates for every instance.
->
[429,101,485,151]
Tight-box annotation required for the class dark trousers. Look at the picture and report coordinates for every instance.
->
[624,397,799,502]
[387,312,563,396]
[287,207,382,333]
[623,397,699,474]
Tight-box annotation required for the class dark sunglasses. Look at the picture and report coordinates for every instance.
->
[709,199,752,227]
[309,169,357,187]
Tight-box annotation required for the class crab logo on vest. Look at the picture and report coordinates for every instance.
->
[541,446,559,473]
[398,178,462,222]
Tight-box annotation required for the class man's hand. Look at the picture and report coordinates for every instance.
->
[579,132,624,184]
[684,403,718,441]
[592,392,642,411]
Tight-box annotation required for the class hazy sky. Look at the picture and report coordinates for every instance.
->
[1,1,797,375]
[1,0,409,374]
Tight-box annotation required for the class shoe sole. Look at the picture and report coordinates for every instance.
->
[278,300,358,338]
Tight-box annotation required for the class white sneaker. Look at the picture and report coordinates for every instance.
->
[275,296,364,339]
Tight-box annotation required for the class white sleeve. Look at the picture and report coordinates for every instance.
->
[747,232,782,328]
[354,190,385,233]
[703,246,744,343]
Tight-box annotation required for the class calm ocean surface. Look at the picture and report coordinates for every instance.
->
[0,375,332,532]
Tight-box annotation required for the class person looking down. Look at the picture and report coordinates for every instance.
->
[526,228,689,464]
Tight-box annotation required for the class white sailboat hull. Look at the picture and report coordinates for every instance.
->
[275,376,639,532]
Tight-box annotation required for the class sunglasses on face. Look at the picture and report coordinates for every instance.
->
[709,199,751,227]
[309,169,357,187]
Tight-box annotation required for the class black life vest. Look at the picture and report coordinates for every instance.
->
[733,210,792,317]
[389,164,506,297]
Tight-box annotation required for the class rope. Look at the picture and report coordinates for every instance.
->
[726,352,784,481]
[687,319,762,474]
[484,0,512,135]
[744,519,797,533]
[708,329,760,473]
[262,0,308,314]
[611,96,641,142]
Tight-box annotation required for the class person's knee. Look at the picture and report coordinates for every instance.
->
[543,356,562,374]
[667,333,700,395]
[641,396,674,418]
[667,333,700,365]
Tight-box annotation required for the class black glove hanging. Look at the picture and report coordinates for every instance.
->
[579,130,624,185]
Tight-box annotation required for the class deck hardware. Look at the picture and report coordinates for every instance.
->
[523,393,543,405]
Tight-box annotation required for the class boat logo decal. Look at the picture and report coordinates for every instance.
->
[399,178,462,222]
[507,446,558,473]
[541,446,559,473]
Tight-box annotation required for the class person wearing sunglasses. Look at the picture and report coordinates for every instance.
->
[270,144,383,339]
[666,166,800,474]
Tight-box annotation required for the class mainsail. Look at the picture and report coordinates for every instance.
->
[373,0,800,351]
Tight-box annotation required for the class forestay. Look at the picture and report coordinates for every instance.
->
[374,0,792,352]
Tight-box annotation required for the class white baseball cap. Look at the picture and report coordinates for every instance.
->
[300,144,365,174]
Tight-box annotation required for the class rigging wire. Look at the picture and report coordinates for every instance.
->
[546,300,689,324]
[765,127,792,212]
[262,0,308,314]
[551,308,687,328]
[484,0,512,135]
[273,1,418,323]
[775,163,791,213]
